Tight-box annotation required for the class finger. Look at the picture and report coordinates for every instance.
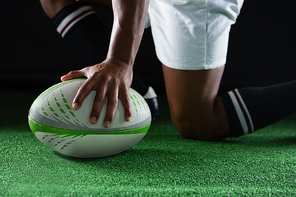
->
[89,85,107,124]
[119,88,132,122]
[103,89,119,128]
[61,70,86,82]
[72,79,96,110]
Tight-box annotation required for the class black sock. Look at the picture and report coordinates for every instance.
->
[52,3,108,64]
[51,3,148,95]
[221,81,296,137]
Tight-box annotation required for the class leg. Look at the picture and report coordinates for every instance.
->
[149,0,296,140]
[162,64,230,141]
[164,63,296,140]
[222,80,296,137]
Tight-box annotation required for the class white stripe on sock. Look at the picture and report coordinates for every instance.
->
[228,89,254,135]
[234,89,254,133]
[56,6,96,38]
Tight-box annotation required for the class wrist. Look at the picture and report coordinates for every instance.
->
[103,57,133,72]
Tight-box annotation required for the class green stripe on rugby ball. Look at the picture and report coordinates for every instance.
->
[29,118,150,137]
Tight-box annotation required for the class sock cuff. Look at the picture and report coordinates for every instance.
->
[52,3,96,38]
[222,89,254,137]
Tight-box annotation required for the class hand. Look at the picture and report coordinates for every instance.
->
[61,59,133,127]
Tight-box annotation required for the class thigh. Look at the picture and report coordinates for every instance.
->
[162,64,229,140]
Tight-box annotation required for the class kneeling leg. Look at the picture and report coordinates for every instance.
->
[162,64,230,141]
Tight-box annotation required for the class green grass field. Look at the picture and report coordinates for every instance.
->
[1,91,296,196]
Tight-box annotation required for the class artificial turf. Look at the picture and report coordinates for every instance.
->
[1,91,296,196]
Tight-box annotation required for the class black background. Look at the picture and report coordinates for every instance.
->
[1,0,296,94]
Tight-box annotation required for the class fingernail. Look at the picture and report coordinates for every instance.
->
[126,116,131,122]
[90,116,97,124]
[73,102,79,110]
[104,120,111,128]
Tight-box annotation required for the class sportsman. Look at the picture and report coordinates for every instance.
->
[40,0,296,141]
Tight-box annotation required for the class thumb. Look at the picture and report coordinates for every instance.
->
[61,70,86,82]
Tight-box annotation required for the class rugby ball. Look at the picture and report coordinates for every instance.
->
[28,79,151,158]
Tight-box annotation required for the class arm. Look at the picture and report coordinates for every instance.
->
[108,0,148,66]
[61,0,150,127]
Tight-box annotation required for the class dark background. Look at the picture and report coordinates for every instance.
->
[1,0,296,94]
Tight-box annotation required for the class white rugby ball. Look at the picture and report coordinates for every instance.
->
[28,79,151,158]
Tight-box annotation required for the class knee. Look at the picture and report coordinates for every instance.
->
[172,115,228,141]
[40,0,74,18]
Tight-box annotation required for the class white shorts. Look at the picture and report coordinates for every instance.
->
[145,0,244,70]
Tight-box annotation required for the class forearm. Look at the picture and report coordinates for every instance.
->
[107,0,149,67]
